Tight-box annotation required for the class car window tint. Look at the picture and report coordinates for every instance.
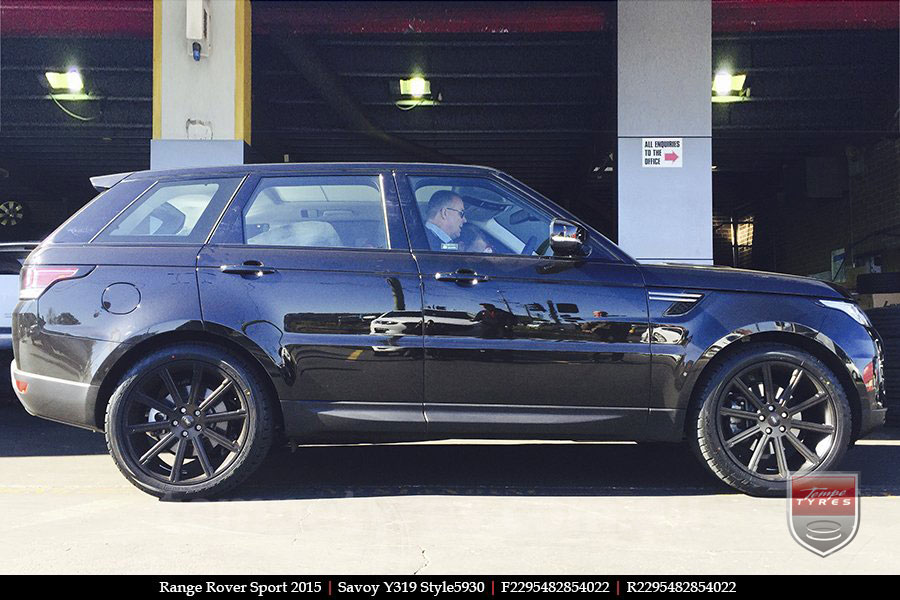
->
[93,178,242,244]
[242,176,388,249]
[408,175,552,256]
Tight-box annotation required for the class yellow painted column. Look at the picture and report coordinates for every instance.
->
[234,0,251,146]
[151,0,251,169]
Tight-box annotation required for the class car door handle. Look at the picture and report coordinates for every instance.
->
[220,262,277,276]
[434,270,490,284]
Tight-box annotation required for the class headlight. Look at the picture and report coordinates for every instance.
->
[820,299,872,327]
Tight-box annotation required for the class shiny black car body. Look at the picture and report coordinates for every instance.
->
[10,163,886,498]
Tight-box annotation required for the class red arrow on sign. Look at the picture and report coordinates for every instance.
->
[665,151,679,162]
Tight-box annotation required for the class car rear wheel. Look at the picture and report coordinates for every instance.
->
[105,343,273,499]
[689,343,852,496]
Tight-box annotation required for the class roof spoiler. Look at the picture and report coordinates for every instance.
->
[90,171,132,192]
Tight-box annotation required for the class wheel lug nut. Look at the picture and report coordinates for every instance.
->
[194,411,201,417]
[181,431,189,437]
[765,427,772,434]
[779,426,786,432]
[758,415,765,421]
[195,425,202,431]
[180,408,187,414]
[781,412,788,418]
[768,405,775,412]
[172,421,179,427]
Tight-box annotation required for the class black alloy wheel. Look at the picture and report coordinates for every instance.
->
[717,361,838,478]
[106,344,274,499]
[0,200,25,226]
[690,343,852,496]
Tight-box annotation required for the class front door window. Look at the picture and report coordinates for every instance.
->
[408,176,553,256]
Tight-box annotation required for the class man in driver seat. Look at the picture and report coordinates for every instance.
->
[424,190,467,251]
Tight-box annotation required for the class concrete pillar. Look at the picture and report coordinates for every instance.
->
[617,0,712,264]
[150,0,251,170]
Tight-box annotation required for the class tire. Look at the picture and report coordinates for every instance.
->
[105,343,274,500]
[688,343,852,497]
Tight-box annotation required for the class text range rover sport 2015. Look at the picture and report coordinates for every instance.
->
[10,164,885,499]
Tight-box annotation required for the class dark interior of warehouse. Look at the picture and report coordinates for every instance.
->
[1,1,897,286]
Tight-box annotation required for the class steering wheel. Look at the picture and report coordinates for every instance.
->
[521,235,538,256]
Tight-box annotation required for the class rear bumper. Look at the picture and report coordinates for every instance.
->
[10,360,101,432]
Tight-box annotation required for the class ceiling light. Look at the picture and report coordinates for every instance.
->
[711,95,746,104]
[399,76,430,98]
[47,92,91,101]
[46,68,83,92]
[394,98,439,108]
[711,71,749,103]
[713,71,732,96]
[392,75,439,110]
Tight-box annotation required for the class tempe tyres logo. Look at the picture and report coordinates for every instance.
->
[788,473,859,557]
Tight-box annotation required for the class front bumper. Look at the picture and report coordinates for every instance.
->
[857,326,888,437]
[10,360,101,431]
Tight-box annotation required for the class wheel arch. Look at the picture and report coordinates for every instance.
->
[93,329,284,434]
[683,330,862,442]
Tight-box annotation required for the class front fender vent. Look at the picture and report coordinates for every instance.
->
[648,291,704,316]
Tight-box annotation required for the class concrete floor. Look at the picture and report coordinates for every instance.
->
[0,399,898,575]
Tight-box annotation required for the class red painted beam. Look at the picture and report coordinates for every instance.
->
[0,0,152,37]
[1,0,896,39]
[253,1,608,35]
[713,0,899,32]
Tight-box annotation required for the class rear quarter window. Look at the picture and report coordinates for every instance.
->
[45,180,154,244]
[92,177,243,244]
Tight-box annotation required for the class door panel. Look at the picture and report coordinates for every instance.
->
[197,171,425,437]
[417,253,650,410]
[395,170,651,437]
[199,246,423,404]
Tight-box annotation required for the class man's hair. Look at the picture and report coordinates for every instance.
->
[425,190,461,220]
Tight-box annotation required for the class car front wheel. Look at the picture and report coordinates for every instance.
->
[105,343,274,499]
[690,343,852,496]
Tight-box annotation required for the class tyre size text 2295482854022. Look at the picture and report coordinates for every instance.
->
[9,163,886,499]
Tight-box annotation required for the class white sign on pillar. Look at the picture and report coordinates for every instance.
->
[642,138,683,168]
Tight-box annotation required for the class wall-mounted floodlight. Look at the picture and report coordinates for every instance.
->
[392,75,439,109]
[44,67,97,120]
[400,76,430,98]
[712,70,749,103]
[45,68,84,93]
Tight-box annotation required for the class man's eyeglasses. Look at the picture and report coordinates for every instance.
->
[445,207,466,219]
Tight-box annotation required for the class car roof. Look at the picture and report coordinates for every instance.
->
[121,162,502,182]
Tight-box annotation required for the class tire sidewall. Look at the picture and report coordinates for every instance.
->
[105,344,270,499]
[692,345,852,496]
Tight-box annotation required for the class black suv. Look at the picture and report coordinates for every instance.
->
[10,163,885,499]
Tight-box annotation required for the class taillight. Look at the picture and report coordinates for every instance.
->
[19,266,82,300]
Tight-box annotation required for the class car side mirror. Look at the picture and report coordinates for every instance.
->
[549,218,588,257]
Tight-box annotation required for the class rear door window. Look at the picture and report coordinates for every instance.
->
[93,177,243,244]
[241,175,389,249]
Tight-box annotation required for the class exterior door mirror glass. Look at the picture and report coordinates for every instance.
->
[549,218,588,257]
